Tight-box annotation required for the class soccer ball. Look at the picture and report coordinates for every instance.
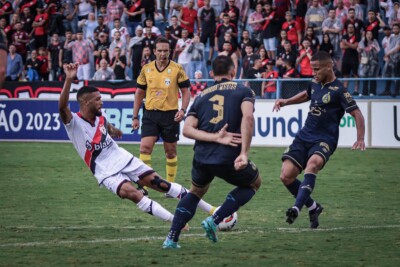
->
[213,206,238,231]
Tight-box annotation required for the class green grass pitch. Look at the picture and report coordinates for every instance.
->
[0,142,399,267]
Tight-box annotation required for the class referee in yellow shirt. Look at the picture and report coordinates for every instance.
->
[132,37,191,189]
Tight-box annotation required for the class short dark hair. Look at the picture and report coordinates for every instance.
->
[77,86,99,101]
[311,51,332,64]
[155,37,170,47]
[212,55,234,76]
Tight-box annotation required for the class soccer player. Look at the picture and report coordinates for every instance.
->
[59,63,215,225]
[273,51,366,228]
[163,55,262,248]
[132,37,190,184]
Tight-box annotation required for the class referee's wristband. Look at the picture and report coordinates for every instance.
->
[132,116,139,120]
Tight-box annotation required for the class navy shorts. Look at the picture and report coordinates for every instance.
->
[191,159,259,188]
[282,136,335,172]
[141,110,180,143]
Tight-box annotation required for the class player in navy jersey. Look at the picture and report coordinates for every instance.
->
[163,55,262,248]
[273,51,365,228]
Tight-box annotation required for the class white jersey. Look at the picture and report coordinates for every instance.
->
[64,112,133,184]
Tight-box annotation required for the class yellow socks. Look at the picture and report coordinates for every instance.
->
[166,157,178,182]
[140,154,152,168]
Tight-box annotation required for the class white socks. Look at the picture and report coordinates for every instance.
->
[168,183,214,214]
[136,196,173,222]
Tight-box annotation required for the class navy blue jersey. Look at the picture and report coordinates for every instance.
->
[298,79,358,147]
[187,79,255,164]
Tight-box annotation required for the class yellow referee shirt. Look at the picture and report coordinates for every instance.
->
[136,60,190,111]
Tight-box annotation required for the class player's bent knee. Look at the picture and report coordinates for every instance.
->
[280,173,295,185]
[146,175,171,192]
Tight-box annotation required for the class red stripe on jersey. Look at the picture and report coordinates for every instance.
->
[77,113,105,169]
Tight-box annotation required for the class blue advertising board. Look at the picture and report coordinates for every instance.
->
[0,100,142,142]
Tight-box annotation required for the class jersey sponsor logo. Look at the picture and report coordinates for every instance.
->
[322,92,331,104]
[167,68,172,74]
[86,138,113,151]
[165,78,171,86]
[328,86,339,91]
[85,140,93,151]
[310,106,323,116]
[343,92,354,103]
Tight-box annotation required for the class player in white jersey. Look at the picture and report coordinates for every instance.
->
[59,63,216,223]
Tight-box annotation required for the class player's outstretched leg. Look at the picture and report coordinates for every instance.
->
[164,182,216,215]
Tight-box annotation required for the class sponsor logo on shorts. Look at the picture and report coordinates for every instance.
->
[319,142,330,153]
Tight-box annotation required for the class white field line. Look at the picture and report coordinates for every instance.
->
[1,224,399,248]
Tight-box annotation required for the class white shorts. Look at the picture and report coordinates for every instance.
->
[263,37,277,52]
[101,157,153,195]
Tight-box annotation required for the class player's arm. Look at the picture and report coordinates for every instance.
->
[132,88,145,130]
[175,87,190,122]
[273,90,309,112]
[234,100,254,170]
[107,122,122,139]
[349,108,366,151]
[183,116,241,146]
[59,63,78,124]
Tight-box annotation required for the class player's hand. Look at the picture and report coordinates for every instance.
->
[174,109,185,122]
[234,153,248,170]
[272,99,286,112]
[216,123,242,147]
[63,63,79,79]
[132,118,140,130]
[110,128,123,139]
[351,139,366,151]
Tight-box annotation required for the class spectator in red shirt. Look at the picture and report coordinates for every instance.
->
[32,3,49,49]
[37,46,50,80]
[12,21,30,64]
[262,60,279,99]
[179,0,198,38]
[282,11,302,48]
[296,38,314,78]
[190,70,207,98]
[0,0,13,20]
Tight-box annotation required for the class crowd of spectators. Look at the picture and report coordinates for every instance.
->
[1,0,400,98]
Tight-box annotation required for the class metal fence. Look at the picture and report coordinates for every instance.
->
[193,78,400,99]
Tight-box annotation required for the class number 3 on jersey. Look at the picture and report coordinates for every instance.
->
[209,95,224,124]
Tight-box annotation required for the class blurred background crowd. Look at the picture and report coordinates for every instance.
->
[2,0,399,98]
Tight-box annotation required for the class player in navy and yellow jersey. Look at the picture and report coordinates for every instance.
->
[273,51,366,228]
[163,55,262,248]
[132,37,191,186]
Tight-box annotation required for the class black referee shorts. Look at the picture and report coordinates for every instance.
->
[141,109,180,143]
